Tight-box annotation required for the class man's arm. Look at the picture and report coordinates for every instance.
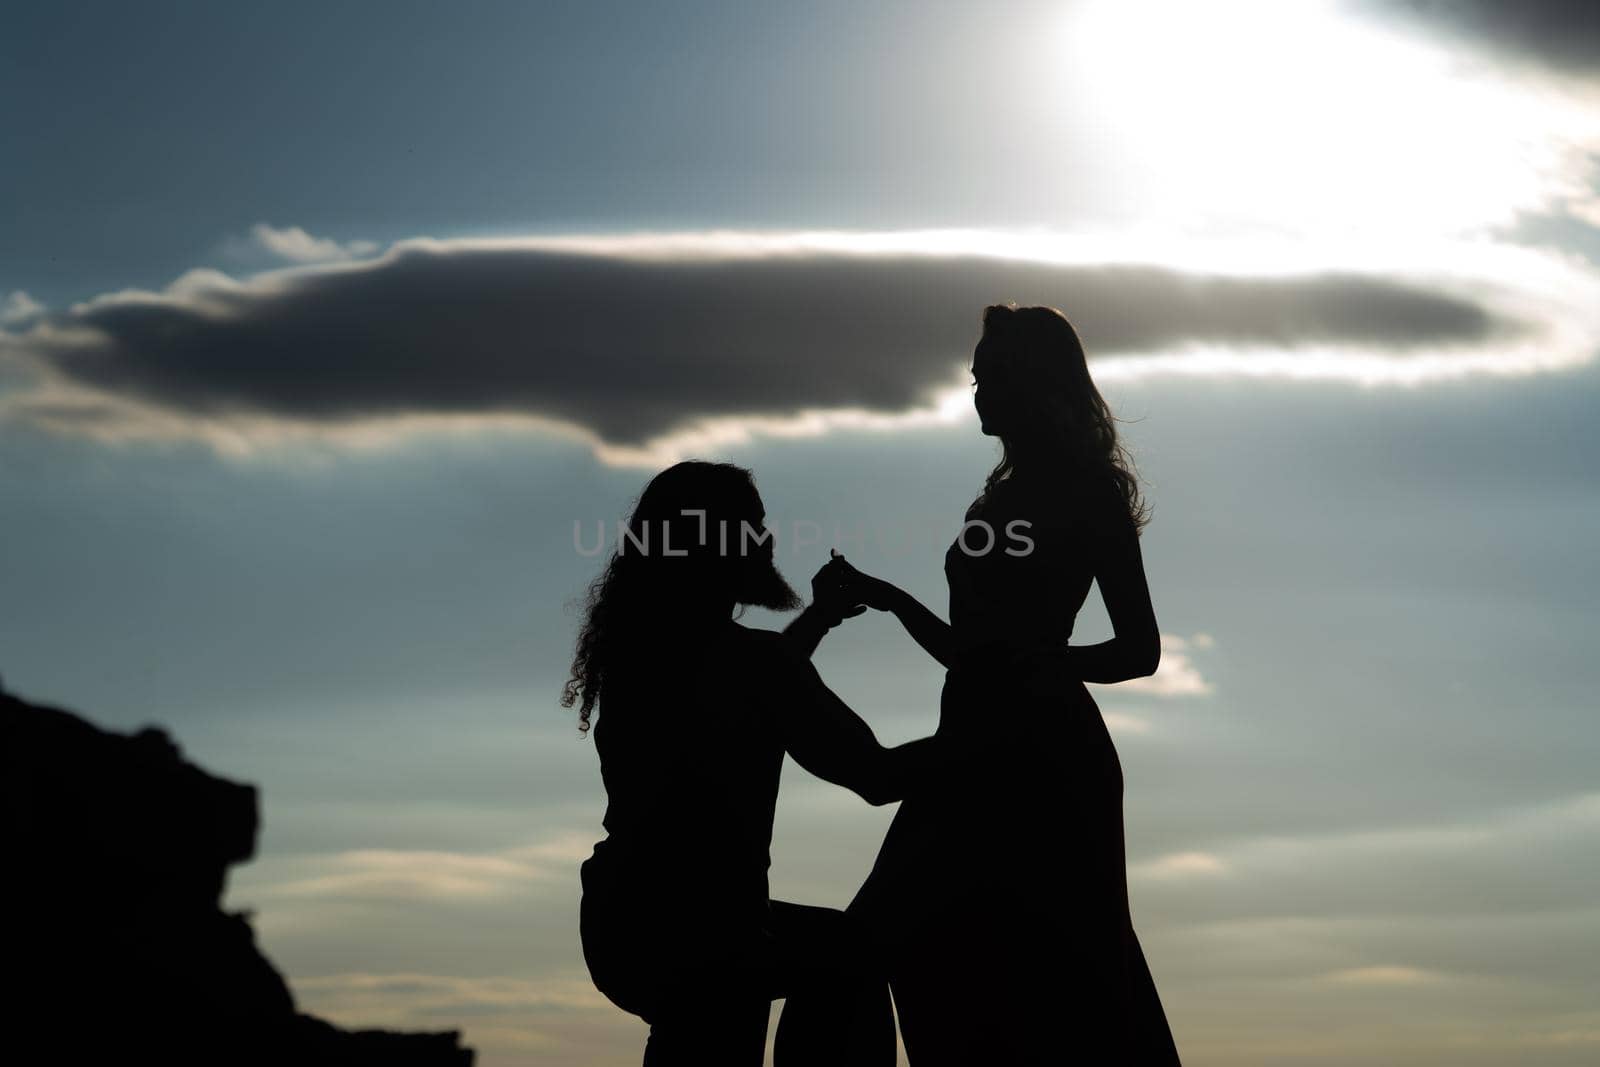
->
[765,634,946,805]
[781,558,868,659]
[781,602,840,660]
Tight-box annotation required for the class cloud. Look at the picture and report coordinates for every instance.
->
[1102,710,1154,735]
[1356,0,1600,77]
[1132,850,1230,880]
[292,972,610,1018]
[1108,632,1215,697]
[1526,1017,1600,1048]
[1320,963,1443,986]
[242,832,592,902]
[243,223,380,264]
[1133,790,1600,921]
[2,230,1596,462]
[1,290,44,327]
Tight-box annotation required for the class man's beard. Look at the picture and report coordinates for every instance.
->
[738,556,803,611]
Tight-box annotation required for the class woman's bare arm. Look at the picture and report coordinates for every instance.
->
[1061,520,1161,683]
[883,585,956,669]
[825,553,956,669]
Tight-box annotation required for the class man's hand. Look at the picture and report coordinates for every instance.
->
[809,555,869,627]
[782,556,868,659]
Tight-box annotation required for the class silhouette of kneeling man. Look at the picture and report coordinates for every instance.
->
[564,461,943,1066]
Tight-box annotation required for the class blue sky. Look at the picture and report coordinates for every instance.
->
[4,2,1599,1064]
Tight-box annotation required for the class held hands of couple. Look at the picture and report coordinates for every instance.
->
[808,549,901,628]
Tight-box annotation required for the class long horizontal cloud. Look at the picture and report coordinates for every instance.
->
[240,833,593,902]
[1131,789,1600,922]
[2,231,1594,460]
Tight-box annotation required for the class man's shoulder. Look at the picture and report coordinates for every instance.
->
[726,623,806,669]
[719,626,817,718]
[727,621,784,650]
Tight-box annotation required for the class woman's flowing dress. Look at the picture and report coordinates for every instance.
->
[849,477,1181,1065]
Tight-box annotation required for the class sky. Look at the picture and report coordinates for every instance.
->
[3,1,1599,1063]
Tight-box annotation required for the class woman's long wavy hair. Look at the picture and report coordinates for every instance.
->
[560,461,773,736]
[966,304,1150,532]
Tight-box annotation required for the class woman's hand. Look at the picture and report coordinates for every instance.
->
[823,550,902,612]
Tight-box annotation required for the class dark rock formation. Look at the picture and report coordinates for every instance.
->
[2,680,475,1066]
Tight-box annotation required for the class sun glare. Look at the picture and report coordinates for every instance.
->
[1060,0,1600,242]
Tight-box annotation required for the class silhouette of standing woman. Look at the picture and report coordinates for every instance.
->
[826,305,1183,1064]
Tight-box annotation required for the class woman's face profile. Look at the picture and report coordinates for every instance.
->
[970,341,1010,437]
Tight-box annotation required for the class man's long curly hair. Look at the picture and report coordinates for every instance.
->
[966,304,1150,532]
[561,461,783,736]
